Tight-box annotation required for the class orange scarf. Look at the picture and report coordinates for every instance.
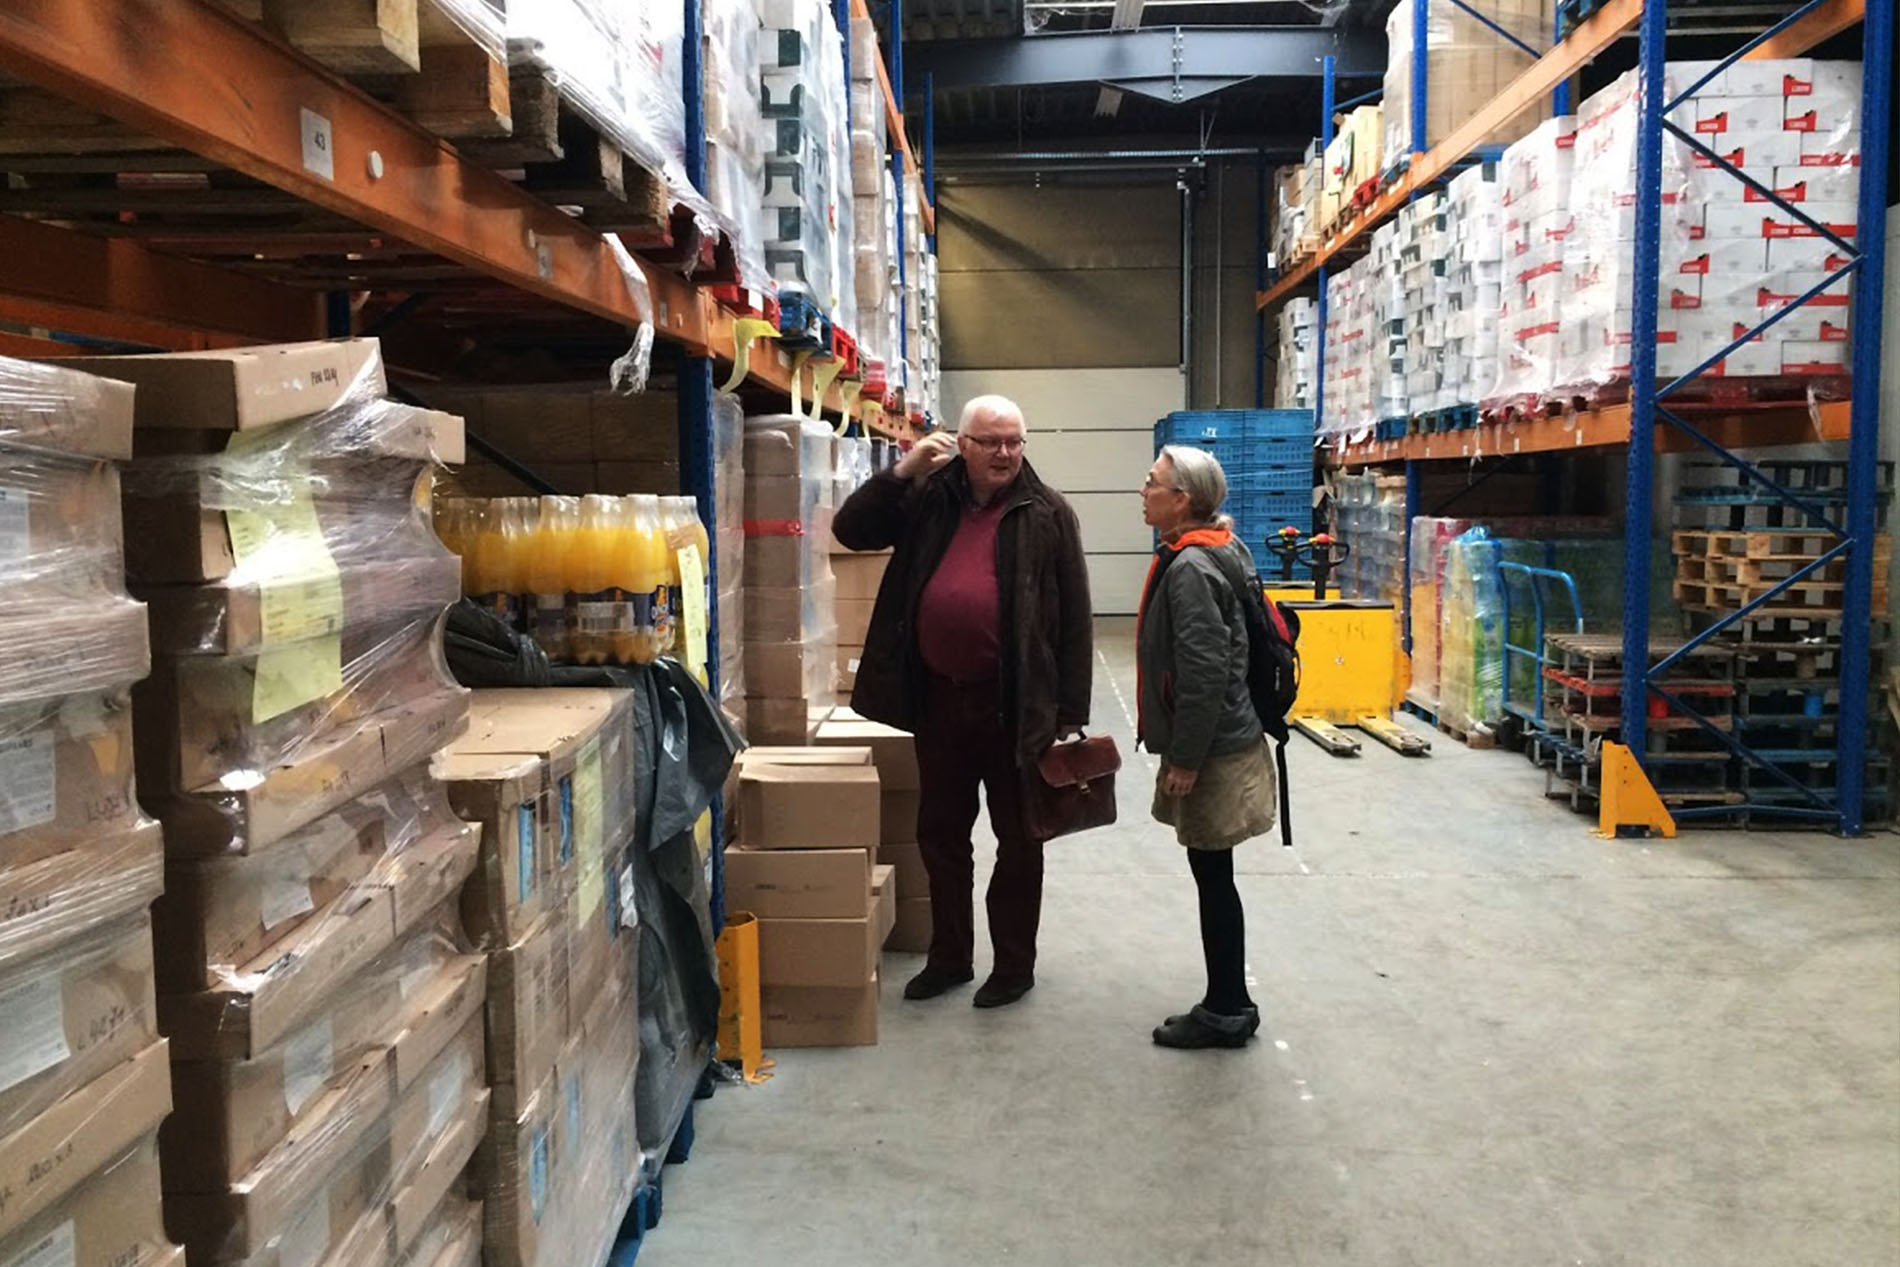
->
[1135,525,1234,741]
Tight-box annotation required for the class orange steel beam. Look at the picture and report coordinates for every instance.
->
[0,294,259,352]
[0,214,321,342]
[1257,0,1643,312]
[0,0,707,348]
[1327,400,1853,466]
[1745,0,1863,59]
[849,0,936,235]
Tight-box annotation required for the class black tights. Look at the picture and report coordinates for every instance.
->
[1187,848,1254,1016]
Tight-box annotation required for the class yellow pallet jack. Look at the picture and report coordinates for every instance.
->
[1264,529,1431,758]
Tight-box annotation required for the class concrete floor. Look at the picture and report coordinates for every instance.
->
[650,618,1900,1267]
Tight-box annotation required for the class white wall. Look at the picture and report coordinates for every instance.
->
[942,368,1185,613]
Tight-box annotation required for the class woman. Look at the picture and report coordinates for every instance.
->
[1135,445,1275,1050]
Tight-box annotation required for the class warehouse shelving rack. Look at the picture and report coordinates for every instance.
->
[1250,0,1888,834]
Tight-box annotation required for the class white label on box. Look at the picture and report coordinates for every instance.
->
[282,1018,333,1116]
[260,874,317,934]
[0,972,69,1093]
[1,1220,75,1267]
[277,1201,331,1267]
[427,1052,468,1136]
[0,729,56,836]
[0,486,29,565]
[299,109,334,182]
[617,863,638,931]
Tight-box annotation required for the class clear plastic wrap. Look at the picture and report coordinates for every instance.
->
[427,0,509,62]
[1382,0,1551,174]
[164,980,490,1267]
[1333,471,1406,602]
[1482,115,1577,413]
[1441,163,1504,406]
[758,0,840,311]
[741,417,839,739]
[1438,527,1505,736]
[704,0,772,294]
[1272,297,1317,410]
[0,1135,173,1267]
[1406,516,1470,712]
[0,354,135,461]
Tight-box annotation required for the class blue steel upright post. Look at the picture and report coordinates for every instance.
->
[1410,0,1428,163]
[1619,0,1670,765]
[679,0,725,928]
[1255,147,1268,408]
[1834,0,1892,835]
[1313,56,1335,438]
[890,0,908,405]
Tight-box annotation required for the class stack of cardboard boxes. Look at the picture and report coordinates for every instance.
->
[1319,256,1375,438]
[433,689,642,1267]
[742,417,839,744]
[1394,193,1453,414]
[1271,157,1321,267]
[1319,105,1383,233]
[424,386,684,499]
[1483,114,1579,414]
[0,357,179,1267]
[1380,0,1552,175]
[1441,163,1506,408]
[725,747,894,1046]
[814,710,928,954]
[74,340,483,1267]
[1272,297,1317,411]
[830,547,886,694]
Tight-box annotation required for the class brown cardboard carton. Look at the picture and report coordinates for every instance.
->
[0,1041,172,1244]
[723,848,871,919]
[0,358,137,460]
[887,897,932,954]
[813,714,919,791]
[742,475,805,525]
[383,1063,486,1256]
[149,689,469,857]
[737,762,879,851]
[0,1135,169,1267]
[591,391,682,462]
[152,769,452,993]
[398,1196,480,1267]
[760,978,880,1048]
[835,643,862,692]
[142,553,463,656]
[0,819,163,979]
[833,598,874,647]
[475,1075,556,1267]
[741,696,821,746]
[134,612,454,796]
[828,550,889,602]
[742,587,805,643]
[0,917,159,1139]
[431,751,558,950]
[0,597,150,701]
[871,865,896,946]
[876,841,928,898]
[742,642,828,700]
[879,789,921,845]
[592,461,681,495]
[485,912,569,1094]
[156,832,477,1060]
[0,455,126,596]
[64,341,385,435]
[756,913,880,988]
[735,746,872,770]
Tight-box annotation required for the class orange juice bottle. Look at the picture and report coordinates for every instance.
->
[526,495,577,660]
[503,498,537,632]
[570,494,619,665]
[626,494,669,664]
[469,500,514,623]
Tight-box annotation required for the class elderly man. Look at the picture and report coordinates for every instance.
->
[833,395,1093,1008]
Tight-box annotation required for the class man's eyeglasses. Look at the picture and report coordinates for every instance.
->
[963,435,1026,454]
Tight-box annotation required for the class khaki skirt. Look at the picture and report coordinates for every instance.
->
[1151,739,1278,851]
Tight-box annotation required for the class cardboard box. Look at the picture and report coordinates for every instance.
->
[64,341,386,435]
[0,597,150,702]
[743,642,830,699]
[0,820,163,971]
[760,979,880,1048]
[814,713,919,791]
[141,553,462,656]
[833,597,874,647]
[0,455,125,595]
[153,767,455,992]
[743,587,806,643]
[724,848,871,919]
[156,829,476,1060]
[876,840,928,897]
[737,762,880,851]
[147,687,469,858]
[742,696,822,745]
[828,550,889,602]
[0,1041,172,1244]
[0,1134,168,1267]
[401,1197,482,1267]
[872,864,896,946]
[0,358,137,461]
[757,912,882,988]
[0,917,159,1136]
[486,912,570,1094]
[432,751,559,950]
[886,896,932,954]
[476,1074,557,1267]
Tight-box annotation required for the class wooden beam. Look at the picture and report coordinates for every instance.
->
[263,0,421,76]
[1744,0,1863,59]
[0,213,322,341]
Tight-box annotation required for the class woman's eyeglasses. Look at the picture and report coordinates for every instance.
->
[963,435,1026,454]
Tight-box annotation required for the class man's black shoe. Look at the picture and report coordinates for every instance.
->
[972,974,1035,1009]
[903,965,975,1000]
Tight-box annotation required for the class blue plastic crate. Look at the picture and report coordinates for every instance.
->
[1158,411,1246,443]
[1240,409,1316,440]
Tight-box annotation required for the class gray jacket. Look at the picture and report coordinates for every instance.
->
[1135,532,1264,771]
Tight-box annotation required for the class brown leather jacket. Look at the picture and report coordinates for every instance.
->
[832,458,1092,767]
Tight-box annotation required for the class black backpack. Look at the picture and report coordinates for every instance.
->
[1202,548,1301,847]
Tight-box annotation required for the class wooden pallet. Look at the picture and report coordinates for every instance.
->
[1674,528,1893,563]
[1675,576,1888,615]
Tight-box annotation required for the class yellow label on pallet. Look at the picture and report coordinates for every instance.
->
[225,487,345,723]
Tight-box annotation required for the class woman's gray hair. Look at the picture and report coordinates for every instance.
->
[1159,444,1231,526]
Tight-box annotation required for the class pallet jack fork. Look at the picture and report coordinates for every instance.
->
[1292,712,1432,757]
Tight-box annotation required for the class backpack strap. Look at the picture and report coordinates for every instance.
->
[1276,738,1292,848]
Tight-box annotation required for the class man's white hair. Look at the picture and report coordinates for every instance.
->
[956,395,1026,436]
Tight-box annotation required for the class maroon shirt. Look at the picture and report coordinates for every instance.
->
[916,496,1008,682]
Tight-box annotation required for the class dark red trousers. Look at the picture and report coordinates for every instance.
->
[912,675,1046,980]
